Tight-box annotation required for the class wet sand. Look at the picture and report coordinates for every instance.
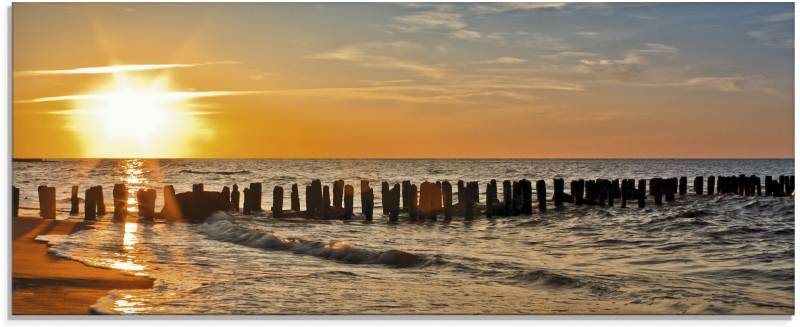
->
[12,217,154,315]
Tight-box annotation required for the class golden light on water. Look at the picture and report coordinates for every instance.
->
[62,72,209,158]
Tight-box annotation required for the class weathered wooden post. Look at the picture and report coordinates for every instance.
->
[442,181,453,220]
[291,184,300,212]
[304,185,312,217]
[462,183,473,220]
[162,185,177,220]
[637,179,646,208]
[585,180,596,205]
[502,180,512,216]
[84,186,96,220]
[251,183,263,212]
[231,184,240,212]
[388,183,400,222]
[554,178,564,207]
[402,181,412,211]
[381,181,389,214]
[707,176,715,195]
[12,186,19,217]
[521,179,532,214]
[142,189,156,219]
[322,185,331,219]
[333,180,344,210]
[96,186,106,215]
[693,176,703,195]
[409,184,419,220]
[272,186,284,218]
[536,180,546,212]
[665,178,676,202]
[221,186,231,211]
[243,187,251,215]
[612,179,621,200]
[309,180,323,218]
[486,179,498,217]
[38,185,56,219]
[457,180,465,211]
[679,177,687,195]
[512,181,522,215]
[755,176,762,196]
[576,179,585,205]
[621,181,628,208]
[70,185,79,215]
[344,184,354,219]
[607,180,615,207]
[362,183,374,221]
[765,176,773,196]
[651,178,663,205]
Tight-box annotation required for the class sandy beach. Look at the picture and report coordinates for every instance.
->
[12,216,154,315]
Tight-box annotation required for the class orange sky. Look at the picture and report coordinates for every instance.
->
[12,3,795,158]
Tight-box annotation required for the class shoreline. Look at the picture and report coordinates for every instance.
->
[12,216,154,315]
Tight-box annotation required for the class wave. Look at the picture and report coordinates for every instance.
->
[179,169,251,175]
[510,269,619,296]
[196,218,438,268]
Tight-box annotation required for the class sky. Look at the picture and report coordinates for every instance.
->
[12,2,795,158]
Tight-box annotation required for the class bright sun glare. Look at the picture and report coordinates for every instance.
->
[65,72,208,158]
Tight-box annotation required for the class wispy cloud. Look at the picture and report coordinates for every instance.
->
[17,90,260,104]
[756,12,793,23]
[637,43,678,54]
[450,29,482,40]
[15,61,239,77]
[747,30,793,48]
[307,42,445,78]
[469,3,566,14]
[393,11,465,32]
[678,75,776,94]
[578,52,647,80]
[473,57,527,65]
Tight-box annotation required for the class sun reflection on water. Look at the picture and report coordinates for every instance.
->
[122,159,147,213]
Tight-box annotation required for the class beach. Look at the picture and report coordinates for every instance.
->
[12,216,154,315]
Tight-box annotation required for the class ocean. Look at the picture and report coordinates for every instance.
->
[14,159,795,314]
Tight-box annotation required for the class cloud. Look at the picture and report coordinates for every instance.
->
[450,30,482,40]
[15,61,239,77]
[680,75,776,94]
[576,31,599,37]
[747,30,793,49]
[473,57,527,65]
[578,52,647,79]
[469,3,566,14]
[393,11,465,32]
[17,90,260,104]
[637,43,678,54]
[540,51,599,60]
[307,42,445,78]
[757,12,793,23]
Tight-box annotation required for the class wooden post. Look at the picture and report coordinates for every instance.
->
[70,185,79,215]
[231,184,240,212]
[457,180,465,212]
[96,186,106,215]
[637,179,646,208]
[381,181,389,214]
[679,177,687,195]
[554,178,564,207]
[333,180,344,210]
[389,183,400,222]
[765,176,773,196]
[512,181,522,215]
[612,179,621,200]
[409,184,419,220]
[502,180,512,216]
[651,179,663,205]
[442,181,453,221]
[310,180,323,218]
[621,181,628,208]
[38,185,56,219]
[362,182,374,221]
[243,188,251,215]
[585,180,596,205]
[693,176,703,195]
[143,189,156,219]
[250,183,262,212]
[755,176,762,196]
[576,179,585,205]
[291,184,300,212]
[84,186,96,220]
[322,185,331,219]
[304,185,311,217]
[162,185,177,220]
[344,184,354,219]
[536,180,546,212]
[462,183,473,220]
[272,186,283,218]
[521,179,532,214]
[402,181,412,211]
[707,176,715,196]
[486,179,498,217]
[665,178,676,202]
[221,186,231,211]
[12,186,19,217]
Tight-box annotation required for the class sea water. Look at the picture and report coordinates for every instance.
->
[14,159,795,314]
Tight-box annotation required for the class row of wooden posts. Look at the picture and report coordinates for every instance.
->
[11,174,795,221]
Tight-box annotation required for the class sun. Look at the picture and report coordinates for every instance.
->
[65,72,209,158]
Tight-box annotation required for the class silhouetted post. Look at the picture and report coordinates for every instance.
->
[70,185,79,215]
[381,181,389,214]
[637,179,646,208]
[665,178,676,202]
[442,181,453,221]
[95,186,106,215]
[789,176,795,196]
[243,188,251,215]
[755,176,762,196]
[693,176,703,195]
[536,180,546,212]
[250,183,263,212]
[502,180,512,216]
[388,183,400,222]
[291,184,300,212]
[12,186,19,217]
[621,181,628,208]
[409,184,419,220]
[554,178,564,207]
[304,185,311,217]
[142,189,156,219]
[272,186,284,218]
[512,181,522,215]
[576,179,585,205]
[486,179,498,217]
[679,177,687,195]
[344,184,354,220]
[651,179,663,205]
[362,183,374,222]
[612,179,621,200]
[585,180,596,205]
[322,185,331,219]
[607,182,614,207]
[221,186,231,211]
[521,179,533,214]
[231,184,240,212]
[765,176,773,196]
[333,180,344,210]
[707,176,715,196]
[462,183,473,220]
[402,181,412,211]
[38,185,56,219]
[162,185,177,220]
[457,180,465,211]
[84,187,96,220]
[309,180,323,218]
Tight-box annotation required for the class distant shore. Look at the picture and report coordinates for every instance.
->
[12,217,154,315]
